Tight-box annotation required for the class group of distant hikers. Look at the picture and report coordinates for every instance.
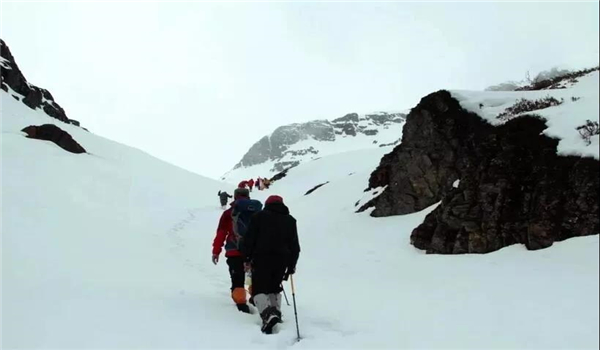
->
[217,178,272,209]
[238,177,272,192]
[213,182,300,334]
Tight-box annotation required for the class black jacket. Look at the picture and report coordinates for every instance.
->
[218,191,232,202]
[242,202,300,269]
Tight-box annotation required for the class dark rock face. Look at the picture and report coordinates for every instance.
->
[234,112,406,173]
[334,122,357,136]
[270,168,290,182]
[366,112,406,125]
[239,136,272,167]
[1,39,81,127]
[360,92,467,216]
[273,160,300,173]
[361,90,599,254]
[22,124,86,154]
[332,113,359,123]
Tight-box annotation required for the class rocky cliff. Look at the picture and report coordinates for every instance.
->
[360,90,599,254]
[1,39,81,127]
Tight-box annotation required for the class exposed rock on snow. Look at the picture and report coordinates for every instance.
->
[304,182,329,196]
[269,167,290,182]
[361,89,599,254]
[22,124,86,154]
[1,39,80,127]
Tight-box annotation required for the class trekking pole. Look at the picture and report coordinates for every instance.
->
[290,275,301,342]
[281,284,291,306]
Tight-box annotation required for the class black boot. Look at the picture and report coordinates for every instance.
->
[236,303,251,313]
[260,306,281,334]
[273,308,283,323]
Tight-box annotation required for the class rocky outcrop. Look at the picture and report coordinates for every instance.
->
[305,182,329,196]
[1,39,81,127]
[361,90,599,254]
[516,66,599,91]
[234,112,406,173]
[22,124,86,154]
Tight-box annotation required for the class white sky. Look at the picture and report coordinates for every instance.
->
[2,1,599,179]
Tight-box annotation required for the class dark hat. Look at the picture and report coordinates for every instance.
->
[234,188,250,199]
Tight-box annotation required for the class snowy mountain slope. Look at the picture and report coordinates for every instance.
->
[454,70,600,159]
[3,86,599,348]
[1,91,231,347]
[273,158,599,349]
[5,54,600,350]
[221,111,406,184]
[184,145,600,349]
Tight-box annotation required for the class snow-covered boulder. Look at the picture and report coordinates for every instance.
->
[22,124,86,154]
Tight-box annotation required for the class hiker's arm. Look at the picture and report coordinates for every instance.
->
[212,212,229,256]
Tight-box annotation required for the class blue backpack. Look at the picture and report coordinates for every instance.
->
[231,198,263,249]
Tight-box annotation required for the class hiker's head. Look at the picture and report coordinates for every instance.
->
[265,195,283,205]
[234,188,250,200]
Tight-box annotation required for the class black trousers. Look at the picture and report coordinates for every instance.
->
[251,256,287,295]
[226,256,245,291]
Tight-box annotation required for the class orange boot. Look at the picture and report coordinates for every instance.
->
[232,287,250,313]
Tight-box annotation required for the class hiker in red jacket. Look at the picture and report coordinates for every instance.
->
[238,180,249,189]
[248,178,255,192]
[212,187,252,313]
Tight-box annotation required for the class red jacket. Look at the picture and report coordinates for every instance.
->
[248,179,255,187]
[238,181,248,188]
[212,207,242,257]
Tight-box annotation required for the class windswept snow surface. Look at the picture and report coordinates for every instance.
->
[453,71,600,159]
[2,90,599,349]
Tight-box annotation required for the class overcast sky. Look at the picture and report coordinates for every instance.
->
[2,1,599,179]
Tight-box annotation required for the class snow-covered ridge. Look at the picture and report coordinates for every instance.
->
[221,111,406,183]
[3,66,598,348]
[453,71,599,159]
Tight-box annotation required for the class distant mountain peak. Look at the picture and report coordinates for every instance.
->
[222,111,406,181]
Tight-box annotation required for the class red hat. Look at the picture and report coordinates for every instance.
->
[265,195,283,205]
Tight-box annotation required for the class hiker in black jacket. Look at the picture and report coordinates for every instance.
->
[242,195,300,334]
[217,190,232,209]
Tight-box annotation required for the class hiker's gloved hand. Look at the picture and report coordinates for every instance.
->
[212,254,219,265]
[283,266,295,281]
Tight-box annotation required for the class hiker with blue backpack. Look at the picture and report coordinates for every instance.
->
[211,187,263,313]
